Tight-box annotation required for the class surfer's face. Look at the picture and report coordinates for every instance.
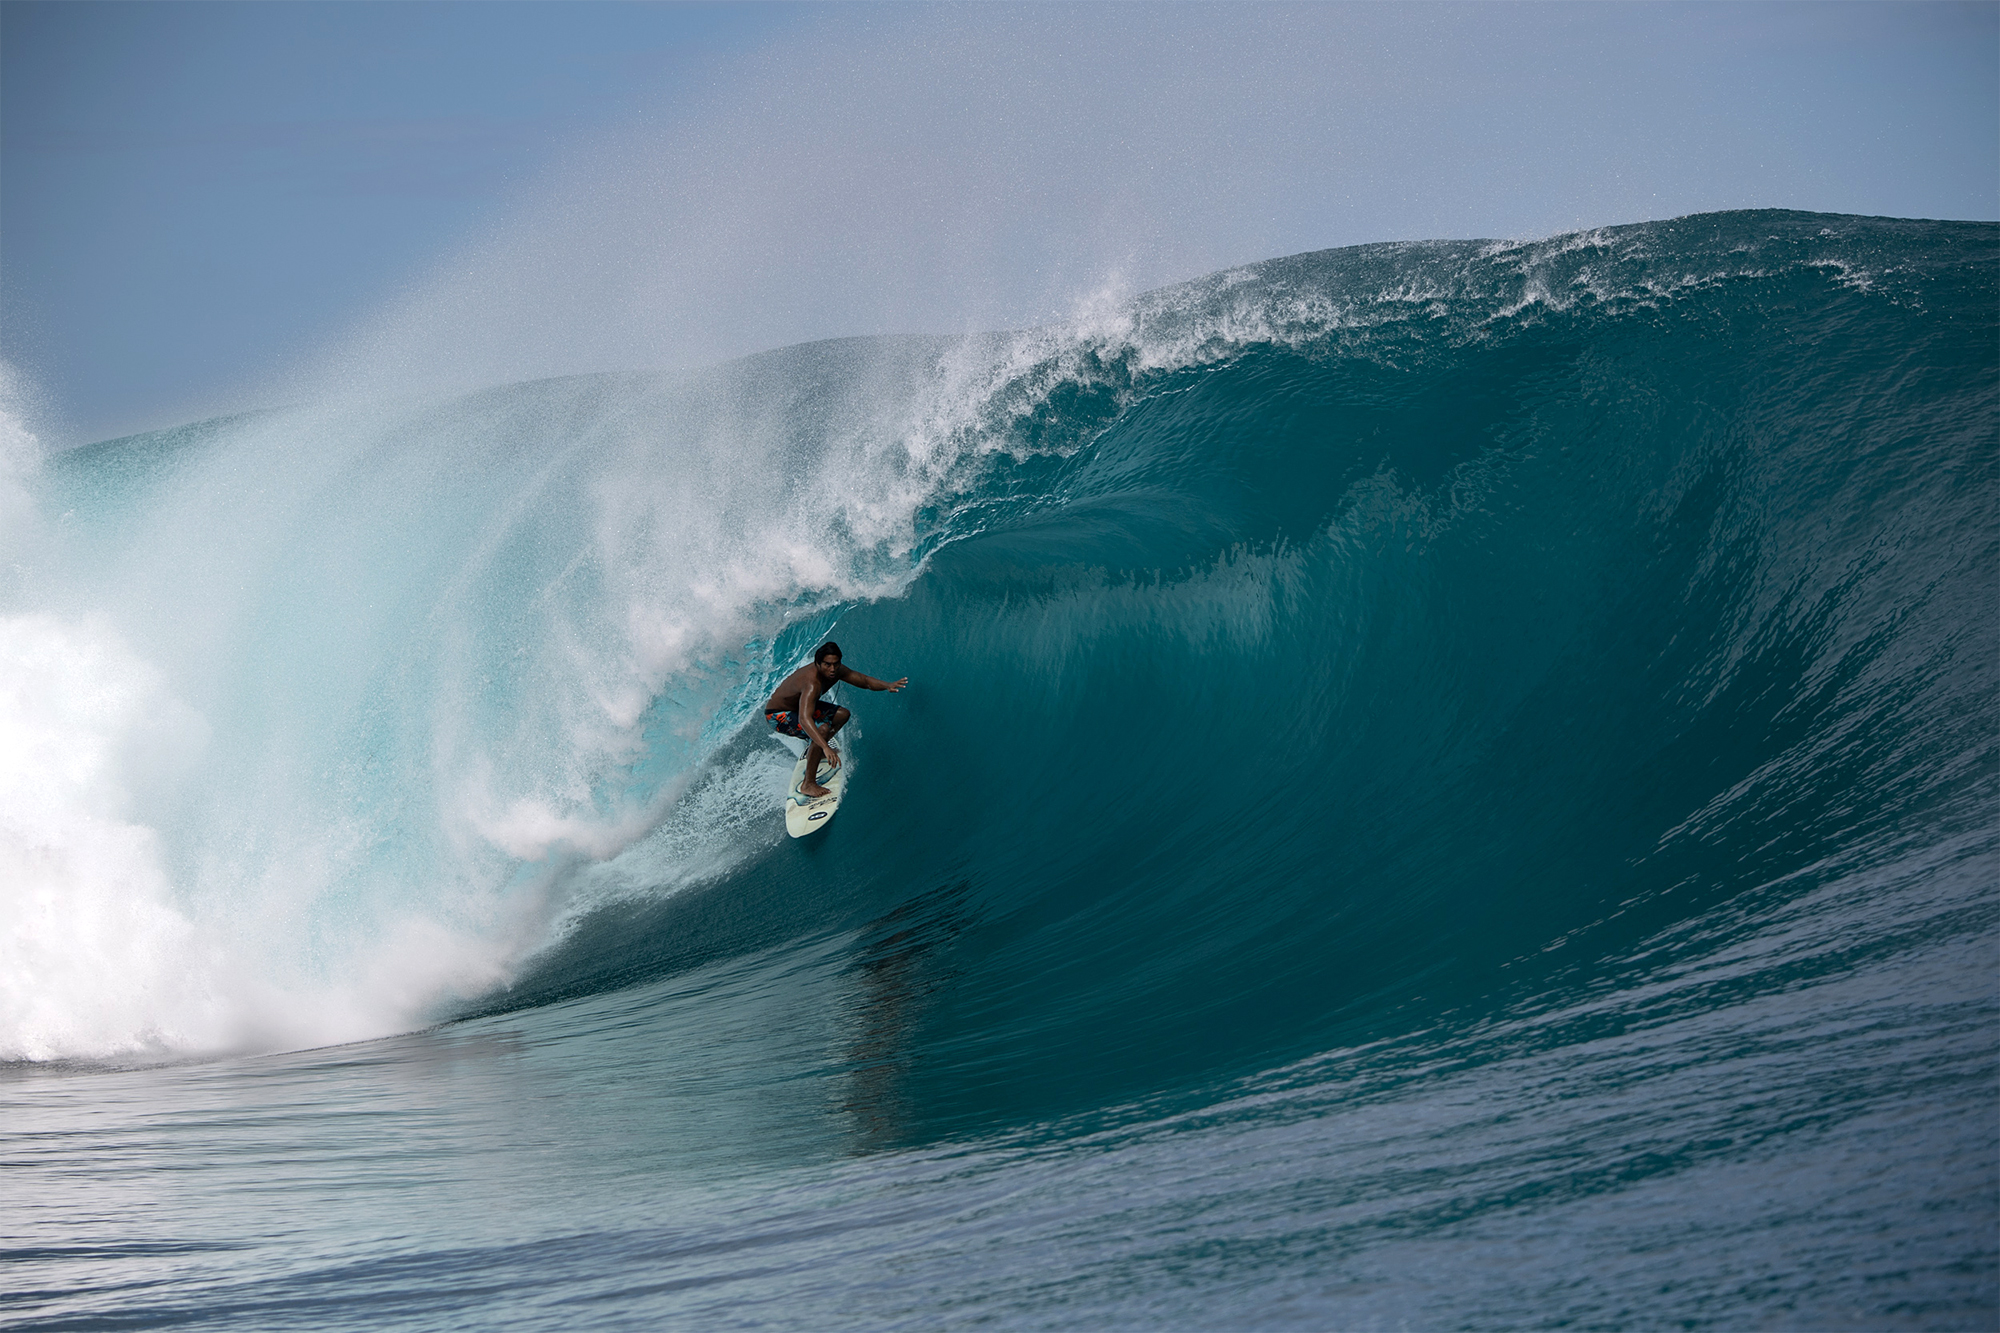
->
[817,656,841,678]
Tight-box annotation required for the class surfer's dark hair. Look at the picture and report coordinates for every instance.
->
[815,641,842,662]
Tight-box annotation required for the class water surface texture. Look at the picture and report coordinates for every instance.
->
[5,211,1996,1329]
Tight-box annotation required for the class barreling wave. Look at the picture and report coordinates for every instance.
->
[3,208,1993,1114]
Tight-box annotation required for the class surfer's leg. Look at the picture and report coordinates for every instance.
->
[802,738,831,796]
[813,704,850,771]
[776,708,832,796]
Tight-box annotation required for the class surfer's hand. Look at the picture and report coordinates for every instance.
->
[884,677,908,692]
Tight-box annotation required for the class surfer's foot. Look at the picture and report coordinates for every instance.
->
[801,783,831,799]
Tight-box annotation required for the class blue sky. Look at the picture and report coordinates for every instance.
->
[5,1,1996,445]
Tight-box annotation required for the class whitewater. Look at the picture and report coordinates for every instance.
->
[3,210,1995,1329]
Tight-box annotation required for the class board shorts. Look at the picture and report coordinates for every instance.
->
[766,699,839,740]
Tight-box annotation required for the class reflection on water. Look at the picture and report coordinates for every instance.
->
[839,882,972,1152]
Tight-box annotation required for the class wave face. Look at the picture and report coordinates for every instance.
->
[5,211,1996,1327]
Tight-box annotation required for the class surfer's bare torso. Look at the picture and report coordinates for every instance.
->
[763,658,908,716]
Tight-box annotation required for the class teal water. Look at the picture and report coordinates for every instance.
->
[4,210,1995,1328]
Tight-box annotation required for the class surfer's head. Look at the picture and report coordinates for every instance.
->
[815,641,842,676]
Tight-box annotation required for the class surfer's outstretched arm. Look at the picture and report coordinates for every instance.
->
[838,666,908,692]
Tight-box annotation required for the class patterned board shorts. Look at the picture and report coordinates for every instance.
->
[766,699,839,740]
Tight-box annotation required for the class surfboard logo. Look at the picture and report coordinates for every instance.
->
[809,811,828,821]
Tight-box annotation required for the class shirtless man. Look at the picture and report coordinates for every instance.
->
[764,641,907,798]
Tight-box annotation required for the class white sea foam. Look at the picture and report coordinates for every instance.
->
[0,613,220,1060]
[0,573,544,1060]
[0,594,572,1061]
[0,374,209,1059]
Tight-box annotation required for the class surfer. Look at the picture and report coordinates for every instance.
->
[764,641,906,798]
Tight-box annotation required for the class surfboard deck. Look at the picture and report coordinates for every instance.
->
[785,752,848,837]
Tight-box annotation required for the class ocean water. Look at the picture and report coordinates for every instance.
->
[3,210,1995,1329]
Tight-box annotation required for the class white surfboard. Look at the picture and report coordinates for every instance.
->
[784,751,849,838]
